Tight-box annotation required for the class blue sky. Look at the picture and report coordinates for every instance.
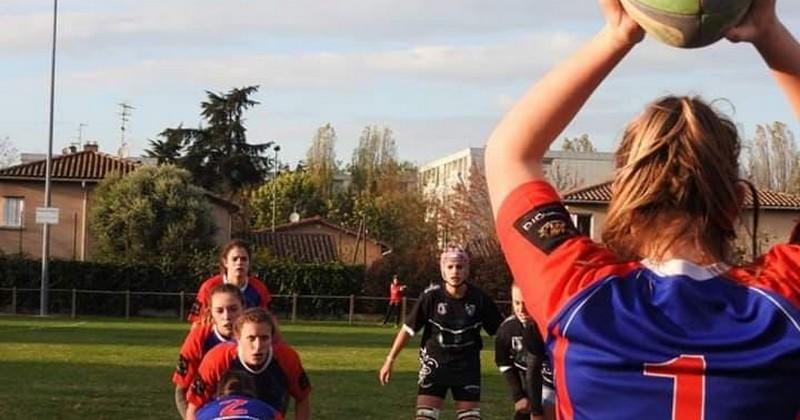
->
[1,0,798,167]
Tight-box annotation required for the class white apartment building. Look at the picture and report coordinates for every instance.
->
[419,147,615,200]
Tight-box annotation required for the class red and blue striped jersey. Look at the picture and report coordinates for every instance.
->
[195,395,283,420]
[496,180,800,420]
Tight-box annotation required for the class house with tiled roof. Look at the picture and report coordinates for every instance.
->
[0,144,238,260]
[246,216,391,266]
[562,181,800,249]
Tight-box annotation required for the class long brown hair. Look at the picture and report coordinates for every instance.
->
[602,96,741,263]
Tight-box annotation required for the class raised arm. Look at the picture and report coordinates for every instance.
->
[485,0,643,215]
[726,0,800,118]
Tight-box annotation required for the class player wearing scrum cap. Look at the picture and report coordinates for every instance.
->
[379,245,504,420]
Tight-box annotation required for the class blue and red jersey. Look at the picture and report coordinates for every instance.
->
[195,395,283,420]
[496,180,800,420]
[188,275,272,323]
[187,341,311,414]
[173,323,234,388]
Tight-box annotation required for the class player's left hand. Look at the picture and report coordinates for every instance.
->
[599,0,645,47]
[514,397,532,412]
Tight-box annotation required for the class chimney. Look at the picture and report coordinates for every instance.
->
[83,141,99,152]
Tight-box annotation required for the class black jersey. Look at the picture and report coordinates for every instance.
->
[404,283,503,364]
[495,315,554,388]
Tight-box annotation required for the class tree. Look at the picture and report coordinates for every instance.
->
[561,134,596,153]
[89,165,216,269]
[436,163,497,249]
[0,136,19,169]
[250,170,328,229]
[145,86,273,197]
[306,123,338,198]
[745,122,800,193]
[350,125,398,194]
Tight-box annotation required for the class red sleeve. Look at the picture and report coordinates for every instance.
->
[495,181,637,335]
[250,277,273,309]
[188,276,221,323]
[186,342,236,407]
[273,342,311,402]
[171,325,210,388]
[728,244,800,308]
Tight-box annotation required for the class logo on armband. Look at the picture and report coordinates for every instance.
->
[176,355,188,376]
[514,203,578,254]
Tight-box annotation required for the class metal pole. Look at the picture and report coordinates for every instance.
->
[271,145,280,232]
[125,290,131,319]
[40,0,59,317]
[401,296,407,322]
[179,291,185,320]
[291,292,298,323]
[71,288,76,319]
[348,294,355,325]
[11,287,17,314]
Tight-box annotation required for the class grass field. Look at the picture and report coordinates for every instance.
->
[0,316,517,419]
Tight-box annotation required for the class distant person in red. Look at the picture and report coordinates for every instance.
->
[196,371,283,420]
[188,239,272,324]
[186,308,311,420]
[381,274,407,326]
[173,284,245,418]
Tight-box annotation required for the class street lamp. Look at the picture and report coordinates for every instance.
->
[271,144,281,232]
[41,0,59,316]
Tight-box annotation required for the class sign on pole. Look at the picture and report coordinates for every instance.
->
[36,207,60,225]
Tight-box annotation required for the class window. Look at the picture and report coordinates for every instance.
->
[570,213,592,237]
[2,197,24,227]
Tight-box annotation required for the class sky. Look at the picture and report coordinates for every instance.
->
[1,0,798,168]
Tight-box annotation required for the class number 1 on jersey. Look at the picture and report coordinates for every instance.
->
[643,354,706,420]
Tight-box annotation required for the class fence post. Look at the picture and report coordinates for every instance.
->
[11,287,17,314]
[348,294,355,325]
[401,297,407,322]
[291,293,298,323]
[71,288,77,319]
[179,291,185,320]
[125,290,131,319]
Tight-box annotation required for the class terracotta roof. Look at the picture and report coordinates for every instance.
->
[246,232,338,263]
[563,181,800,210]
[0,151,138,180]
[273,216,391,250]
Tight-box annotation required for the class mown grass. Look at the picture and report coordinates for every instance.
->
[0,316,515,419]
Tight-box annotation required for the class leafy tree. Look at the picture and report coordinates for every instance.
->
[436,163,496,249]
[0,136,19,169]
[306,123,338,198]
[350,125,398,194]
[250,170,328,229]
[89,165,216,269]
[745,122,800,193]
[561,133,596,152]
[145,86,273,197]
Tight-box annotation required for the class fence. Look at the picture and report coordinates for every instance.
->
[0,287,512,324]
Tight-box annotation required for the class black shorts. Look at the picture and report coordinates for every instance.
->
[418,382,481,402]
[417,348,481,402]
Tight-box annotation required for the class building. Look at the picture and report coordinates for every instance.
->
[563,181,800,250]
[247,216,391,266]
[0,145,238,260]
[419,147,614,201]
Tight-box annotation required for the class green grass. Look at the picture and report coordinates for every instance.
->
[0,316,517,419]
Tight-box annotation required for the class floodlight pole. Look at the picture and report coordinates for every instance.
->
[41,0,59,316]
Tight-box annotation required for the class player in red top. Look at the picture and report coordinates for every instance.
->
[485,1,800,419]
[186,308,311,420]
[173,284,245,418]
[381,274,407,326]
[188,239,272,324]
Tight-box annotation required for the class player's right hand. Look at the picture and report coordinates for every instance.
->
[379,359,393,385]
[514,397,531,413]
[726,0,778,44]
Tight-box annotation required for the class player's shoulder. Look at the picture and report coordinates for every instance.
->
[198,275,223,293]
[499,314,519,327]
[249,276,270,291]
[203,341,237,363]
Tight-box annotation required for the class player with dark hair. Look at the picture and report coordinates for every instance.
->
[174,283,245,418]
[186,308,311,420]
[379,245,504,420]
[495,284,554,420]
[485,0,800,418]
[188,239,272,324]
[195,371,283,420]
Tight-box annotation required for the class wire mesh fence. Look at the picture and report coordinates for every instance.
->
[0,287,512,323]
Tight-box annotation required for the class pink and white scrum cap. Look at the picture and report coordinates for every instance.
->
[439,245,470,266]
